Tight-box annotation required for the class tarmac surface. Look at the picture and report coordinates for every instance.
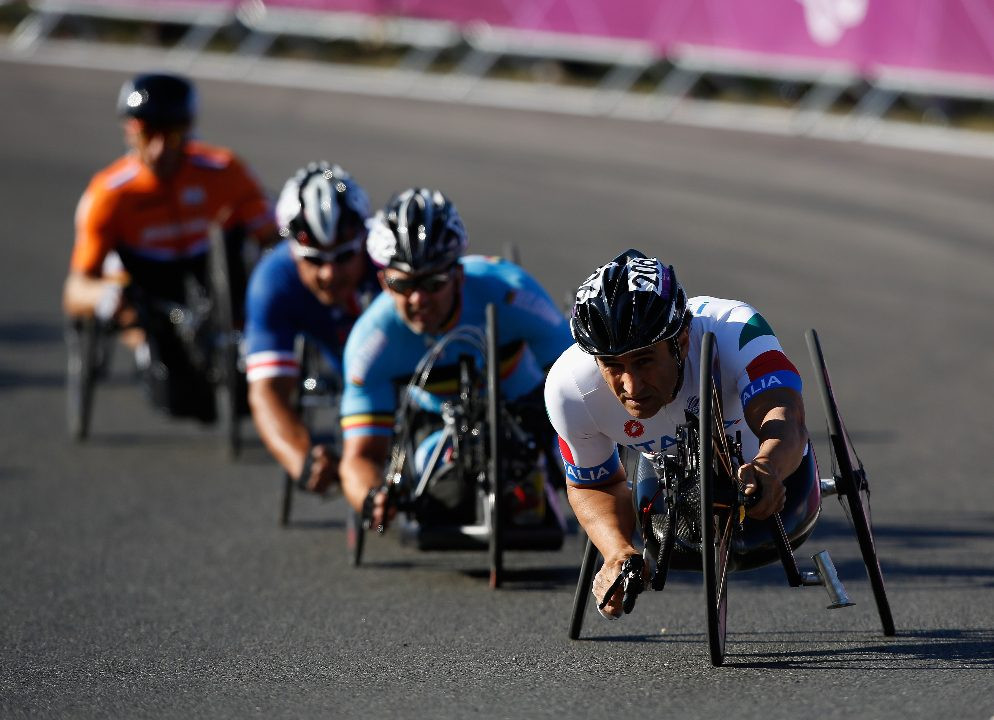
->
[1,60,993,719]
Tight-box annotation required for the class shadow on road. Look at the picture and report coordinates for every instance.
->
[578,628,994,669]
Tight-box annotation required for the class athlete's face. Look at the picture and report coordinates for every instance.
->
[381,264,462,335]
[595,328,690,419]
[294,241,366,306]
[124,119,188,178]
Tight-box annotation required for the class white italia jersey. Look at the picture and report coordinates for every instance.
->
[544,296,802,486]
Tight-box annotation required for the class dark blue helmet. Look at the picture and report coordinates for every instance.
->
[117,73,197,126]
[571,249,689,356]
[366,188,467,273]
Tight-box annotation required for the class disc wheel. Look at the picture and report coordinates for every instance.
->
[806,329,895,636]
[699,331,735,666]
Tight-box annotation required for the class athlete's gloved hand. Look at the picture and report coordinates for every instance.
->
[361,486,397,534]
[593,554,646,619]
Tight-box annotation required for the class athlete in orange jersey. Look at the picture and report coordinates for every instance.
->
[68,138,273,277]
[62,73,276,421]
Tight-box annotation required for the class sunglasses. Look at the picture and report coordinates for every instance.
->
[293,240,361,267]
[384,270,453,296]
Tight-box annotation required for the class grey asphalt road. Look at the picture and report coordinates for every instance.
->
[1,60,993,719]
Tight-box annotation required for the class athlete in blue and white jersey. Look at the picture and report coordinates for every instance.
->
[544,249,808,618]
[338,188,572,529]
[244,163,378,493]
[245,241,376,382]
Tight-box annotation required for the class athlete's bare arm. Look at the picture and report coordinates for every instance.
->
[340,434,393,527]
[249,375,338,493]
[739,386,807,520]
[566,468,639,617]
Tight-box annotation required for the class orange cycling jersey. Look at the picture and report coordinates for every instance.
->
[70,140,273,275]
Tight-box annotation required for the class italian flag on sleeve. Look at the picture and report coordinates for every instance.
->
[736,312,802,407]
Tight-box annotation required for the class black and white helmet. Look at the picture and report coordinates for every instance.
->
[275,162,370,254]
[571,249,689,356]
[366,188,467,273]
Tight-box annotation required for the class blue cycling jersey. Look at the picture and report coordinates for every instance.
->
[244,241,379,381]
[341,255,572,439]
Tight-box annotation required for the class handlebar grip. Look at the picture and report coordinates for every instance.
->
[740,476,763,509]
[598,555,645,615]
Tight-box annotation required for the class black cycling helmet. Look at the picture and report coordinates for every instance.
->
[275,162,370,253]
[366,188,467,273]
[117,73,197,126]
[571,249,689,357]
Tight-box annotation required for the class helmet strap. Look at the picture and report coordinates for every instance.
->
[668,337,685,404]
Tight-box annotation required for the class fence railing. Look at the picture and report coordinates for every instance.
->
[7,0,994,135]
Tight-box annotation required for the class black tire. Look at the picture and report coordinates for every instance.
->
[279,337,328,526]
[568,537,600,639]
[486,303,504,589]
[207,223,242,459]
[806,329,895,636]
[65,318,99,442]
[346,507,365,567]
[699,331,733,666]
[279,474,294,527]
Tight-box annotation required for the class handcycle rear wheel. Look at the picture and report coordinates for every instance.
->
[806,329,895,636]
[699,331,734,666]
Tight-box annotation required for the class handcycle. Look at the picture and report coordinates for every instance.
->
[64,223,248,457]
[567,328,895,666]
[348,303,568,588]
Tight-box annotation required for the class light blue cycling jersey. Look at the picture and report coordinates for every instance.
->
[244,241,379,382]
[341,255,571,439]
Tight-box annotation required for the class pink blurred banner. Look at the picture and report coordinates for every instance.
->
[259,0,994,79]
[71,0,994,79]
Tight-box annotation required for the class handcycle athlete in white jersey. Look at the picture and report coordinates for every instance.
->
[544,249,808,619]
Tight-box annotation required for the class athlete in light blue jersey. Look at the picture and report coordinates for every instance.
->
[339,188,572,529]
[244,163,379,493]
[341,255,568,433]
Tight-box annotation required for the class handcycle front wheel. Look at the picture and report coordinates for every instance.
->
[806,329,895,636]
[279,336,322,527]
[699,331,735,667]
[485,303,505,589]
[346,507,365,567]
[65,317,101,442]
[207,222,243,459]
[567,537,601,639]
